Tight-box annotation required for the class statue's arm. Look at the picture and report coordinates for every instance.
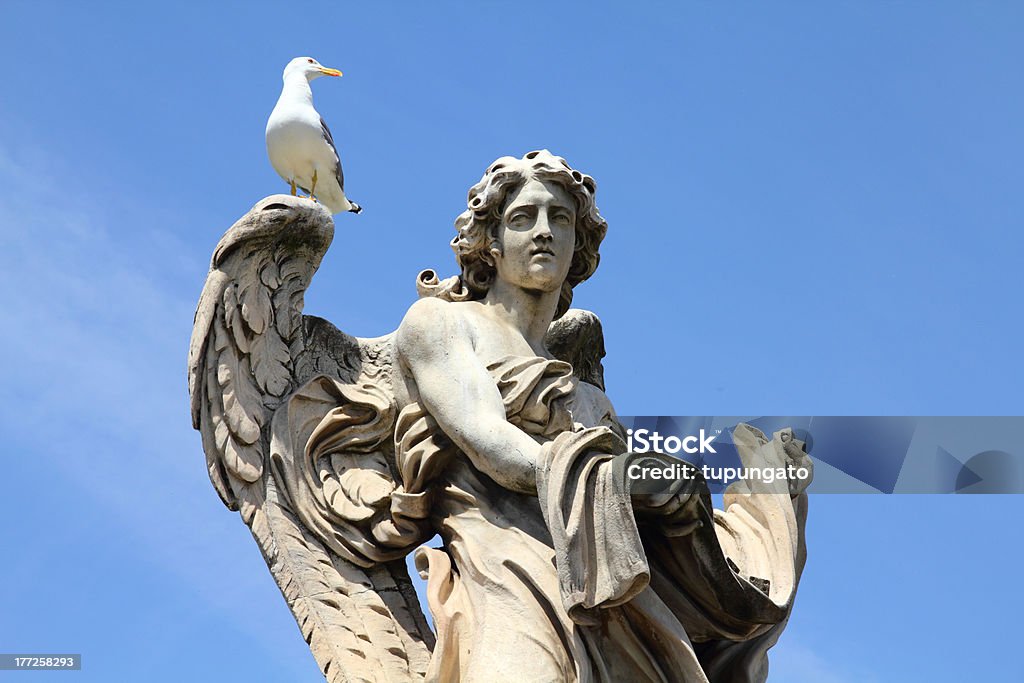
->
[396,298,540,495]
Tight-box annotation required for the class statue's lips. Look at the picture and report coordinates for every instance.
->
[531,248,556,258]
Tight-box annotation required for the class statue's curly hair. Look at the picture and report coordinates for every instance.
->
[440,150,607,319]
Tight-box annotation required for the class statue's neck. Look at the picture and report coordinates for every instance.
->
[483,280,560,353]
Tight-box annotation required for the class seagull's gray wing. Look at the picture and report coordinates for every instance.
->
[320,117,345,192]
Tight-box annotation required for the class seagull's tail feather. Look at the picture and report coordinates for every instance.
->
[319,189,360,215]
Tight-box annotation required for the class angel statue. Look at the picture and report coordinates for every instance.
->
[188,150,812,683]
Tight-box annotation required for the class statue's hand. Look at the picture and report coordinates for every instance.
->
[631,485,692,516]
[733,425,814,497]
[626,455,705,536]
[779,428,814,496]
[631,484,705,538]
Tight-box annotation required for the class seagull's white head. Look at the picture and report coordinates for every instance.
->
[283,57,342,82]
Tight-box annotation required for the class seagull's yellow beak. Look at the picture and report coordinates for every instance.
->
[318,66,343,77]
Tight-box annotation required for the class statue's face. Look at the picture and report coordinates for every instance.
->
[493,178,576,294]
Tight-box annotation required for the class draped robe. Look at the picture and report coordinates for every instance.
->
[386,356,809,683]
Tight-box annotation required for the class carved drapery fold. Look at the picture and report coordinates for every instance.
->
[271,375,434,568]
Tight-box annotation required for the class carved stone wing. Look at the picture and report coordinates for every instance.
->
[545,308,607,391]
[188,195,433,682]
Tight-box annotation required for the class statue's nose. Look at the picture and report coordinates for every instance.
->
[533,211,554,239]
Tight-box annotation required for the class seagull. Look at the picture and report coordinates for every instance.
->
[266,57,362,214]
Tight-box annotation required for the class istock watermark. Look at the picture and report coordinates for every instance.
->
[618,416,1024,493]
[626,428,718,454]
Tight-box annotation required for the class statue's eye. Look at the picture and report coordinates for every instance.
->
[552,213,572,225]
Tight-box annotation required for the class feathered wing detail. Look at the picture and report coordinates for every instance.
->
[320,117,345,192]
[188,195,433,682]
[545,308,607,390]
[189,195,329,508]
[315,117,361,214]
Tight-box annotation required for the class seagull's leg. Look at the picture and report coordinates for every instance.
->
[309,170,318,202]
[290,179,296,196]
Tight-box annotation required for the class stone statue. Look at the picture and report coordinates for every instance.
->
[188,150,812,682]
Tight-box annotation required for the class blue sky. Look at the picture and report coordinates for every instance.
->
[1,1,1021,681]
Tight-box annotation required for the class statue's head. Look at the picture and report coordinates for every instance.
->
[450,150,607,319]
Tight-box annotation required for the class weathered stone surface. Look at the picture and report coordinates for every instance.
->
[189,152,811,682]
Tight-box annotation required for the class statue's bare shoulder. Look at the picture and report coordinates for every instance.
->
[397,297,538,380]
[396,297,479,375]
